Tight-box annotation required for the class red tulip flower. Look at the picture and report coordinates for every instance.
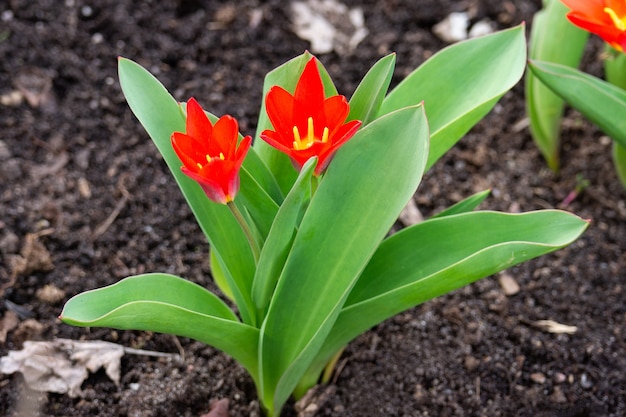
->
[260,57,362,176]
[561,0,626,52]
[171,98,251,204]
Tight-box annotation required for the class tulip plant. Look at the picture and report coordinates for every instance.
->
[60,25,588,416]
[527,0,626,187]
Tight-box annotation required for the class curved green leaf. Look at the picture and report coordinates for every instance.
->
[613,141,626,188]
[59,273,259,378]
[348,53,396,125]
[528,60,626,148]
[118,58,256,324]
[259,105,430,415]
[604,46,626,90]
[252,158,316,320]
[299,210,588,391]
[526,0,588,171]
[379,25,526,169]
[431,189,491,218]
[238,166,279,240]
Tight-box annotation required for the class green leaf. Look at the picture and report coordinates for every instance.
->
[379,25,526,169]
[528,60,626,148]
[604,46,626,90]
[238,166,279,240]
[59,273,259,379]
[526,0,589,171]
[613,141,626,189]
[254,52,338,195]
[252,158,316,320]
[348,53,396,125]
[431,189,491,218]
[258,105,429,415]
[299,210,588,390]
[209,248,234,301]
[118,58,256,325]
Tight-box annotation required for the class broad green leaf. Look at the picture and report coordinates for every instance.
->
[526,0,588,172]
[604,47,626,90]
[239,145,284,205]
[298,210,588,391]
[254,52,338,195]
[613,142,626,188]
[59,274,259,379]
[209,248,234,301]
[528,60,626,148]
[431,189,491,218]
[379,25,526,169]
[348,53,396,125]
[238,166,279,240]
[252,158,316,321]
[118,58,256,324]
[258,105,429,415]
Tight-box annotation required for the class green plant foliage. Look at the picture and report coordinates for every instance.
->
[59,274,260,380]
[60,40,590,417]
[258,105,429,415]
[348,53,396,125]
[379,24,526,169]
[118,58,258,324]
[432,189,491,218]
[526,0,588,171]
[252,158,316,320]
[297,210,588,392]
[528,60,626,148]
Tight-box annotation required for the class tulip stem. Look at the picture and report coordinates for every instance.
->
[227,201,260,262]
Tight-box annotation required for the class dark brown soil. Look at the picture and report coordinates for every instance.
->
[1,0,625,416]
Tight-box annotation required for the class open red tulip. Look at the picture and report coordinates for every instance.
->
[260,57,362,176]
[171,98,251,204]
[562,0,626,51]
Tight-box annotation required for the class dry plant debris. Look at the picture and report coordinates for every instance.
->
[0,339,180,397]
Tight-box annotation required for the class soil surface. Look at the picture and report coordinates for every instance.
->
[1,0,625,416]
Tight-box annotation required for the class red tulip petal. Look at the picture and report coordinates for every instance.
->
[260,130,295,155]
[266,86,296,143]
[294,58,325,119]
[606,0,626,16]
[171,132,205,173]
[213,115,239,158]
[185,98,213,141]
[235,136,252,167]
[181,165,229,203]
[568,13,623,44]
[322,95,350,130]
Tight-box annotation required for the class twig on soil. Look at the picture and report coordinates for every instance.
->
[92,175,130,240]
[122,346,182,360]
[169,334,186,361]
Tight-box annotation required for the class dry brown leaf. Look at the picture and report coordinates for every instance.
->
[0,339,181,397]
[0,339,123,397]
[532,319,578,334]
[10,231,55,278]
[290,0,368,54]
[498,272,520,296]
[200,398,230,417]
[0,310,19,343]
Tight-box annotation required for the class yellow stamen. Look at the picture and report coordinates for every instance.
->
[197,162,203,169]
[205,153,225,164]
[306,117,315,144]
[293,125,302,150]
[604,7,626,31]
[292,117,329,150]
